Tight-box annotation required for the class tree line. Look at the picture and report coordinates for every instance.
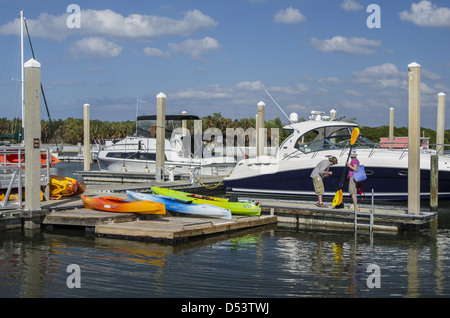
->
[0,115,449,150]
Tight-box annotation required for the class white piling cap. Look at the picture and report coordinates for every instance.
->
[408,62,420,68]
[438,92,446,96]
[258,101,265,106]
[157,92,166,99]
[24,58,41,68]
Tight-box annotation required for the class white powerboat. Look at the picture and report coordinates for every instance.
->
[224,110,450,200]
[97,115,237,175]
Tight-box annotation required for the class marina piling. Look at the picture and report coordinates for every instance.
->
[156,92,166,182]
[389,107,394,150]
[437,92,446,156]
[23,58,42,229]
[257,101,265,156]
[430,155,438,212]
[408,62,421,216]
[84,103,90,172]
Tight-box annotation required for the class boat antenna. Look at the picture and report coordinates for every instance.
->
[264,89,299,132]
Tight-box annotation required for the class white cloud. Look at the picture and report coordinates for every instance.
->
[352,63,407,90]
[317,77,342,85]
[421,82,435,94]
[269,84,309,95]
[274,7,306,24]
[311,36,381,55]
[69,37,123,59]
[143,47,170,59]
[399,0,450,28]
[352,63,400,78]
[340,0,363,11]
[235,81,265,91]
[421,69,442,81]
[172,87,230,100]
[0,9,218,41]
[169,37,220,60]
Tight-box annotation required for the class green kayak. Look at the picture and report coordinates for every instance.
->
[151,186,261,216]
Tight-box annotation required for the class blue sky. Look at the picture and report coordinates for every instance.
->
[1,0,450,129]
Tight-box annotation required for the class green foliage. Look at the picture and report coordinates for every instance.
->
[0,115,447,149]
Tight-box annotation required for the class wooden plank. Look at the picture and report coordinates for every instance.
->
[95,215,277,241]
[42,208,140,227]
[260,200,436,226]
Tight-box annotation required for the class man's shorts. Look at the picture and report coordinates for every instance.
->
[312,176,324,195]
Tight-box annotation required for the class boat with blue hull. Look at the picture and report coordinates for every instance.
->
[224,110,450,201]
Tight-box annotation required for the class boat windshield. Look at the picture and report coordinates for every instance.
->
[294,125,377,154]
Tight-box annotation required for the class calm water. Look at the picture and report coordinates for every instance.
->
[1,162,450,300]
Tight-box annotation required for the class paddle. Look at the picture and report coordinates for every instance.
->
[332,127,360,206]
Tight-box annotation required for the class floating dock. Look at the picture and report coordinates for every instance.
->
[259,199,436,232]
[41,193,276,242]
[0,175,439,238]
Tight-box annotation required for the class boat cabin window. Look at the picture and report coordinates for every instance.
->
[294,126,354,154]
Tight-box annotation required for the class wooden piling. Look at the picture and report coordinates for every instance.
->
[408,62,420,216]
[437,92,446,156]
[23,58,42,229]
[389,107,394,150]
[156,93,166,182]
[83,103,90,171]
[430,155,438,212]
[257,101,265,156]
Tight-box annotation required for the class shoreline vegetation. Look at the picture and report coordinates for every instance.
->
[1,113,449,150]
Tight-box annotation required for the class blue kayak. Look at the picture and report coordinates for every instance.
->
[126,190,232,220]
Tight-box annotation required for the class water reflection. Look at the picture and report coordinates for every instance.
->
[1,215,450,297]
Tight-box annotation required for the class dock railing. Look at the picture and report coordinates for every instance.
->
[0,146,51,209]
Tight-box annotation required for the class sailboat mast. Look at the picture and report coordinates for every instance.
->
[20,10,24,131]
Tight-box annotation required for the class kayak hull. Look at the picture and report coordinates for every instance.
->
[126,190,232,220]
[150,186,261,216]
[81,195,165,214]
[50,175,86,199]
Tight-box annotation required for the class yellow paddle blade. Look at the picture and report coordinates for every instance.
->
[350,127,360,145]
[332,189,343,206]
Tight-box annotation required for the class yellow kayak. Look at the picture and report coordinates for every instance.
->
[50,175,86,199]
[151,186,261,216]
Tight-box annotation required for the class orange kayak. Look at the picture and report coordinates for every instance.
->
[81,195,165,214]
[0,153,62,167]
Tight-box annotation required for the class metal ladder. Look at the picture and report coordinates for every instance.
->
[354,189,374,233]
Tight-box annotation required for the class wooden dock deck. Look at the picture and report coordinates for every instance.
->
[42,206,276,241]
[95,215,276,241]
[39,188,277,241]
[259,199,437,232]
[0,175,438,236]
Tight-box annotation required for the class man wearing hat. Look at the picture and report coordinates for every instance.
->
[310,156,338,207]
[346,150,360,211]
